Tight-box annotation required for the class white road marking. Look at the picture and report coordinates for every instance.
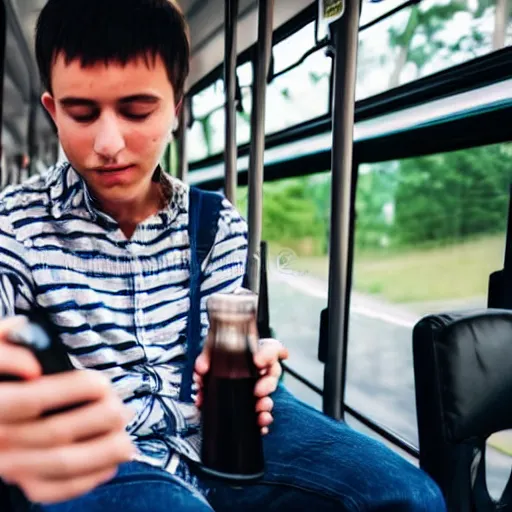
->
[270,267,417,329]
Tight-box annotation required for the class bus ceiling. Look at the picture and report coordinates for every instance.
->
[182,0,316,93]
[6,0,318,93]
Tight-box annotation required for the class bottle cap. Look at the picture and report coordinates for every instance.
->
[207,291,257,318]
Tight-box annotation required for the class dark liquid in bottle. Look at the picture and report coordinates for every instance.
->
[201,349,264,481]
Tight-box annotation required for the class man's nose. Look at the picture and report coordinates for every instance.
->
[93,115,125,159]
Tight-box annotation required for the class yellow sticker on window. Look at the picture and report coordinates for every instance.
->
[320,0,345,24]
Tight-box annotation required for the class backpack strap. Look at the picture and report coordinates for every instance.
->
[179,186,224,403]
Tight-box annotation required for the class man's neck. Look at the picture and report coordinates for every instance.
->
[96,181,167,239]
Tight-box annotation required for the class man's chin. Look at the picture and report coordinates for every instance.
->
[96,190,138,205]
[87,183,135,205]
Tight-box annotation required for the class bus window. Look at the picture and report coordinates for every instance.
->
[187,21,332,165]
[188,79,225,162]
[255,21,331,136]
[237,172,331,408]
[346,141,512,496]
[356,0,511,101]
[262,38,331,135]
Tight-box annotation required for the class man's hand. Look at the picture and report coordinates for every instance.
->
[194,338,289,435]
[0,316,136,504]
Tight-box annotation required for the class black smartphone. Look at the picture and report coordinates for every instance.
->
[2,308,74,378]
[0,309,78,415]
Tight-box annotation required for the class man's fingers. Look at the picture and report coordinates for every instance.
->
[194,352,210,376]
[0,315,28,338]
[255,396,273,413]
[253,345,277,369]
[17,466,119,505]
[0,316,41,380]
[257,412,273,428]
[0,344,41,381]
[253,340,288,370]
[0,429,135,480]
[254,376,278,398]
[0,395,132,449]
[194,331,213,377]
[0,370,112,422]
[268,362,282,379]
[194,390,203,408]
[256,397,274,434]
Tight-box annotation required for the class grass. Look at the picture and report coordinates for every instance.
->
[268,235,505,306]
[353,235,505,305]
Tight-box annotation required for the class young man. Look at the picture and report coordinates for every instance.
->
[0,0,446,510]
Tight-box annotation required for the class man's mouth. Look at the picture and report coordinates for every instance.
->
[96,165,134,173]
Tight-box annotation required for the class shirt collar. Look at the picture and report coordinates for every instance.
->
[48,163,188,228]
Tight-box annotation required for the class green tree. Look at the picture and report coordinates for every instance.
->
[388,1,467,88]
[307,172,331,253]
[393,144,512,246]
[474,0,511,49]
[237,176,329,256]
[450,0,511,55]
[355,163,398,250]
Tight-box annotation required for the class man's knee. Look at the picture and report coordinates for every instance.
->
[345,435,446,512]
[384,465,446,512]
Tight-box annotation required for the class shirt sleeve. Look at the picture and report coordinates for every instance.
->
[199,198,248,338]
[0,211,36,317]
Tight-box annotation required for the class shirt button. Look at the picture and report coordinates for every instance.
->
[23,239,33,248]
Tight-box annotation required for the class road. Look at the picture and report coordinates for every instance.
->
[266,264,512,502]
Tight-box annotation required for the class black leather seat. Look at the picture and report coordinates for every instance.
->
[413,309,512,511]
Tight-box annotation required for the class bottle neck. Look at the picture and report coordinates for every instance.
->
[210,317,252,353]
[207,316,259,379]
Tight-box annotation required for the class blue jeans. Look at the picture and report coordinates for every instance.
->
[26,386,446,512]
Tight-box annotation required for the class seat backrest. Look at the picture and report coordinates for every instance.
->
[413,309,512,512]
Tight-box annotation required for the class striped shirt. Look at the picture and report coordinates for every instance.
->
[0,162,248,472]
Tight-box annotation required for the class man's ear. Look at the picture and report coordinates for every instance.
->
[41,92,57,123]
[174,98,183,118]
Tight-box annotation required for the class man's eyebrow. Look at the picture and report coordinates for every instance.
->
[59,95,160,107]
[118,94,160,104]
[60,97,97,107]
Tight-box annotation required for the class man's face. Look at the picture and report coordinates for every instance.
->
[42,53,176,207]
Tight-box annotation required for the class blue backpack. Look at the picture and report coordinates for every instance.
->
[180,186,224,402]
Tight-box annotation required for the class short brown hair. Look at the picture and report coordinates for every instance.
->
[35,0,190,102]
